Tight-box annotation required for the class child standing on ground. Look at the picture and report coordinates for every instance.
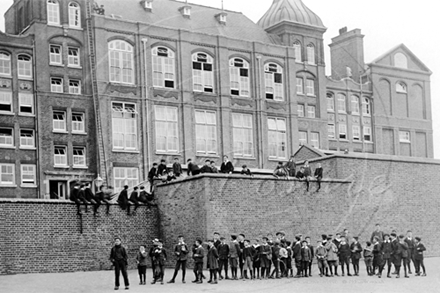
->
[363,241,374,276]
[136,245,148,285]
[414,237,426,276]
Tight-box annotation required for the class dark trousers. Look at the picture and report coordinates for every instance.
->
[270,259,280,278]
[114,260,129,287]
[89,198,101,214]
[194,262,203,280]
[316,177,322,190]
[352,258,360,274]
[340,256,350,274]
[171,260,187,281]
[71,198,87,214]
[219,259,229,277]
[154,263,164,281]
[414,258,425,274]
[102,199,111,214]
[301,261,310,276]
[138,265,146,282]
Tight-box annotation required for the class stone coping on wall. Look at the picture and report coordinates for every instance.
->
[0,198,120,204]
[155,173,352,188]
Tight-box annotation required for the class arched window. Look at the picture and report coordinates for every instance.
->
[0,52,11,76]
[396,81,407,93]
[47,0,60,25]
[192,52,214,93]
[337,93,346,113]
[326,93,334,112]
[229,58,250,97]
[362,97,371,116]
[68,2,81,28]
[17,55,32,78]
[108,40,134,84]
[264,63,283,101]
[307,43,315,65]
[351,95,360,114]
[293,41,302,62]
[394,53,407,69]
[152,47,175,88]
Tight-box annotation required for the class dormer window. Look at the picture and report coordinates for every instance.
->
[179,5,191,18]
[215,12,227,24]
[143,0,153,11]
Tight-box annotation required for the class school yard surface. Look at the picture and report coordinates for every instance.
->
[1,258,439,293]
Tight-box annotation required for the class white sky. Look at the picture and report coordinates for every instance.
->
[1,0,438,158]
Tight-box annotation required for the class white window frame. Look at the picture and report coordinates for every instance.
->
[17,55,32,79]
[352,125,361,141]
[152,47,175,89]
[307,44,315,65]
[296,77,303,94]
[229,58,250,97]
[328,123,336,139]
[307,105,316,118]
[306,79,315,96]
[310,132,319,148]
[192,52,214,93]
[0,164,15,186]
[47,0,60,25]
[68,47,80,67]
[293,41,302,63]
[396,82,407,93]
[0,128,13,147]
[399,131,410,143]
[351,95,360,115]
[69,79,81,94]
[53,111,66,132]
[21,164,36,186]
[112,102,138,151]
[49,44,62,65]
[108,40,134,84]
[68,2,81,28]
[339,123,347,140]
[267,117,287,159]
[362,97,371,116]
[20,129,35,148]
[154,105,179,153]
[54,145,67,166]
[113,167,139,192]
[264,63,284,101]
[72,112,85,133]
[299,131,307,146]
[73,147,86,167]
[51,77,63,93]
[327,94,335,112]
[297,104,305,118]
[364,126,372,142]
[0,91,13,113]
[195,110,217,155]
[337,93,346,113]
[232,113,253,158]
[0,52,11,76]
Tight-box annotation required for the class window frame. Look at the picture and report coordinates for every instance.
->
[21,164,36,186]
[20,129,35,148]
[327,93,335,112]
[307,105,316,118]
[192,52,214,93]
[154,105,179,153]
[297,104,305,118]
[299,131,307,146]
[195,109,217,155]
[306,44,315,65]
[17,54,32,79]
[47,0,60,25]
[72,112,85,133]
[229,58,250,97]
[399,131,410,143]
[18,93,34,115]
[362,97,371,116]
[54,145,68,167]
[152,46,175,89]
[68,79,81,94]
[352,124,361,141]
[68,2,81,28]
[293,41,302,63]
[0,163,15,186]
[73,146,86,167]
[0,52,12,76]
[0,127,14,147]
[306,79,315,96]
[296,77,303,95]
[111,102,138,151]
[51,77,63,93]
[267,117,287,160]
[0,91,13,113]
[49,44,62,65]
[337,93,346,113]
[264,63,284,101]
[363,126,372,142]
[396,82,407,94]
[108,40,135,85]
[113,167,139,192]
[53,110,67,132]
[351,95,360,115]
[310,132,320,148]
[232,112,253,158]
[68,47,80,67]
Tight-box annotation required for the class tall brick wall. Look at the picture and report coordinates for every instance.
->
[0,200,159,275]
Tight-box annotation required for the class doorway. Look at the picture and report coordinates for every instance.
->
[49,181,68,200]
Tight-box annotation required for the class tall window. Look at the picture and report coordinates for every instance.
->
[0,52,11,75]
[352,124,361,141]
[114,167,139,192]
[53,111,66,132]
[19,93,33,114]
[109,40,134,84]
[0,164,15,185]
[338,115,347,140]
[20,129,34,148]
[73,147,86,167]
[337,93,346,113]
[112,102,138,151]
[192,52,214,93]
[299,131,307,146]
[0,91,13,113]
[72,112,85,133]
[54,146,67,166]
[267,117,286,159]
[264,63,283,101]
[306,79,315,96]
[297,104,304,117]
[229,58,250,97]
[364,126,372,142]
[17,55,32,78]
[307,44,315,65]
[328,114,335,139]
[47,0,60,25]
[293,41,302,62]
[351,95,359,115]
[362,97,371,116]
[310,132,320,148]
[21,164,36,186]
[68,2,81,28]
[152,47,175,88]
[0,128,13,147]
[50,45,62,65]
[327,93,334,112]
[195,110,217,154]
[296,77,303,94]
[68,47,80,67]
[307,105,316,118]
[232,113,253,157]
[51,77,63,92]
[154,105,178,153]
[69,79,81,94]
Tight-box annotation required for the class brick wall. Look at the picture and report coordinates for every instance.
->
[0,200,159,275]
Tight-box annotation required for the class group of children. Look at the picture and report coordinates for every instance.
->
[110,226,427,289]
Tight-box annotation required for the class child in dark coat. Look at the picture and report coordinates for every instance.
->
[136,245,148,285]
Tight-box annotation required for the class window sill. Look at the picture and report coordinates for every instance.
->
[400,141,411,144]
[296,93,304,96]
[68,26,83,31]
[51,90,64,94]
[112,150,140,154]
[18,77,33,81]
[338,139,349,142]
[47,23,62,27]
[156,151,180,155]
[50,63,64,67]
[18,113,35,117]
[196,154,219,158]
[20,184,37,188]
[307,63,317,66]
[364,141,374,144]
[306,95,316,98]
[233,156,256,160]
[19,147,36,150]
[53,131,68,134]
[109,82,136,87]
[193,91,216,95]
[0,112,15,116]
[0,74,12,78]
[67,65,82,69]
[54,166,69,169]
[0,146,15,149]
[0,184,17,188]
[73,166,88,169]
[72,132,87,135]
[268,157,287,161]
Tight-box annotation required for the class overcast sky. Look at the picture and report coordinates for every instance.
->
[1,0,438,158]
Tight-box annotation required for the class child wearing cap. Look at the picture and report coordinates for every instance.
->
[381,234,393,278]
[300,240,312,277]
[350,236,362,276]
[305,237,314,277]
[218,237,230,279]
[252,239,261,279]
[207,239,219,284]
[136,245,148,285]
[259,237,272,279]
[325,235,338,277]
[414,237,426,276]
[363,241,374,276]
[151,241,167,284]
[228,235,241,280]
[168,235,189,284]
[110,238,130,290]
[372,236,383,277]
[338,236,351,276]
[242,240,255,280]
[192,239,205,284]
[315,240,328,277]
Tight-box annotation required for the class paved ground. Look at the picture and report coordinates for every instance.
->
[1,258,439,293]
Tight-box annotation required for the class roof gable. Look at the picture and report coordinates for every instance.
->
[370,44,431,73]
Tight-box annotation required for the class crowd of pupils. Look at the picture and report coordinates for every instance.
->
[109,225,427,290]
